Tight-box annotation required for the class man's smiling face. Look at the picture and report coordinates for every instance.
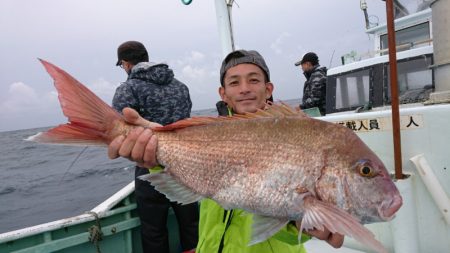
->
[219,63,274,114]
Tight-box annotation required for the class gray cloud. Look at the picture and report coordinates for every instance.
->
[0,0,386,132]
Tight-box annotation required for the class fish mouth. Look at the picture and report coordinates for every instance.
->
[378,194,403,220]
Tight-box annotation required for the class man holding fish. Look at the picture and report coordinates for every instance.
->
[107,50,346,252]
[34,47,401,253]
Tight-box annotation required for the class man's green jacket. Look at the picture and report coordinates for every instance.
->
[196,196,310,253]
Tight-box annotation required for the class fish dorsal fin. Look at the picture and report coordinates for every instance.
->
[249,215,289,246]
[300,198,388,253]
[228,102,307,119]
[139,172,203,205]
[155,103,307,131]
[153,116,229,131]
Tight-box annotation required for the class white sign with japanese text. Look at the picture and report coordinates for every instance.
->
[334,115,424,132]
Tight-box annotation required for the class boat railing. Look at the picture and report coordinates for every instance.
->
[0,181,136,243]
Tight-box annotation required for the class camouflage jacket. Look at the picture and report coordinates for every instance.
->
[301,65,327,115]
[112,62,192,126]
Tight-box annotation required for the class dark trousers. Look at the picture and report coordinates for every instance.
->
[135,167,199,253]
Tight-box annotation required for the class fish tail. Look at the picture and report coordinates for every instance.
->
[27,59,124,146]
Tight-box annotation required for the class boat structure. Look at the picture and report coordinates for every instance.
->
[322,0,450,252]
[1,0,449,252]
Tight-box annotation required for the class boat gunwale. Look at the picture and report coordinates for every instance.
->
[0,181,135,243]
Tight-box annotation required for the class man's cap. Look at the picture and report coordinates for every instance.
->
[294,52,319,66]
[116,41,148,66]
[220,49,270,85]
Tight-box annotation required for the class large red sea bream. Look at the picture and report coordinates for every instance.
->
[29,60,402,253]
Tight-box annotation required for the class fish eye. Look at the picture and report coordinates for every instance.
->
[359,165,374,177]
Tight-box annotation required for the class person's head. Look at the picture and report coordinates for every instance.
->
[219,50,274,114]
[295,52,319,73]
[116,41,149,74]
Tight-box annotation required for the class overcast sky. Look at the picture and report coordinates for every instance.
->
[0,0,387,132]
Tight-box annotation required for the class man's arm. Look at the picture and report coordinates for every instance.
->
[112,84,139,113]
[302,72,326,109]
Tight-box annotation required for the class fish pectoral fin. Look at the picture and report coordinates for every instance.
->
[300,198,387,253]
[249,215,289,246]
[139,172,203,205]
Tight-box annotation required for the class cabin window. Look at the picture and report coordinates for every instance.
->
[380,22,431,54]
[326,54,434,114]
[385,55,434,103]
[335,69,371,110]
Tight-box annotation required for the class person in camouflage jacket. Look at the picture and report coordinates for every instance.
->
[113,61,192,126]
[295,52,327,115]
[112,41,198,253]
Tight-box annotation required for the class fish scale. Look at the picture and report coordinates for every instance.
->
[155,117,335,218]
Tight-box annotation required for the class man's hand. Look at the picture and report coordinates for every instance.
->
[121,107,161,128]
[108,108,161,168]
[306,227,344,248]
[296,221,344,248]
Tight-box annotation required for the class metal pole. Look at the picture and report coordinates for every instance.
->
[214,0,235,58]
[360,0,370,29]
[385,0,403,180]
[227,0,235,52]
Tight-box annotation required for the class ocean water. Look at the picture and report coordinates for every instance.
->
[0,99,300,233]
[0,127,134,233]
